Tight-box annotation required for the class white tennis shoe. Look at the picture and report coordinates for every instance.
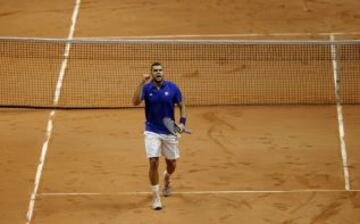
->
[152,194,162,210]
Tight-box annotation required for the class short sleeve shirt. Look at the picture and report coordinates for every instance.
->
[141,81,182,134]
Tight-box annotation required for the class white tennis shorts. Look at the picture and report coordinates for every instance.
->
[144,131,180,160]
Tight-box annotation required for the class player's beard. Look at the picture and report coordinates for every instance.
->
[154,74,163,83]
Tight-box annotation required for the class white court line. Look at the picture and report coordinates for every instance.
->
[330,34,351,191]
[76,31,360,39]
[53,0,81,106]
[3,31,358,41]
[25,1,81,224]
[1,31,360,41]
[25,111,54,222]
[37,189,360,197]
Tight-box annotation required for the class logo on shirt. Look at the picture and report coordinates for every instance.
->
[165,91,169,96]
[149,93,153,97]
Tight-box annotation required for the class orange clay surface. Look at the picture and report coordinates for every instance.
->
[0,0,360,223]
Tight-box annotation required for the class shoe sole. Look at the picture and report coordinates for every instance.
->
[163,191,171,197]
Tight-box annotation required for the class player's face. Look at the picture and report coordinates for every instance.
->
[151,65,164,83]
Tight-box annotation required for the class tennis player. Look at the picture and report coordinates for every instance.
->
[132,62,187,210]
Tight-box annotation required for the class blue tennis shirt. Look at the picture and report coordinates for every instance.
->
[141,81,182,134]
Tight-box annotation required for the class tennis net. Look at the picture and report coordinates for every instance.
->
[0,38,359,108]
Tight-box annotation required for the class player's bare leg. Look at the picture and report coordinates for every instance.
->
[149,157,162,210]
[163,159,176,197]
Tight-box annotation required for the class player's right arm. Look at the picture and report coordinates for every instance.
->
[132,74,151,106]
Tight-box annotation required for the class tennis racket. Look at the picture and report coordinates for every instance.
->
[162,117,192,136]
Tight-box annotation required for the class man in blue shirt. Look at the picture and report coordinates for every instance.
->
[132,62,187,210]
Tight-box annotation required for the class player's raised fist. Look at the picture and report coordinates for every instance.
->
[143,73,152,82]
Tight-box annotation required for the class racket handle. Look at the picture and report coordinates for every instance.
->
[184,129,192,134]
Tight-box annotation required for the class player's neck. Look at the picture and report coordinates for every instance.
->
[153,80,164,89]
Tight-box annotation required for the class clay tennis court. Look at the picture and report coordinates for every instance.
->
[1,0,360,223]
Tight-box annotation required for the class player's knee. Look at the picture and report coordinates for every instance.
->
[171,161,176,170]
[149,157,159,169]
[166,159,176,173]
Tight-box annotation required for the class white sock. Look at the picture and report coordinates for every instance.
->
[164,170,171,177]
[151,184,160,194]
